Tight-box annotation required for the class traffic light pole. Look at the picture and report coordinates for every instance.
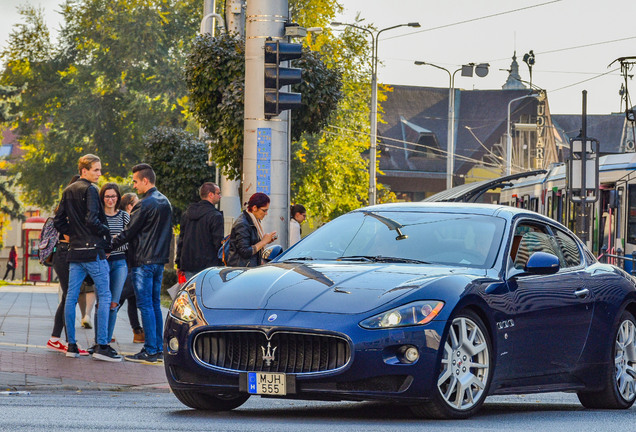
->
[244,0,290,247]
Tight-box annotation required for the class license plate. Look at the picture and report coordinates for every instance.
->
[247,372,287,395]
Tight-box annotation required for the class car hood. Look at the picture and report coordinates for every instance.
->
[199,262,485,314]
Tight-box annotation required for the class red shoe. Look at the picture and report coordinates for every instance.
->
[46,339,67,353]
[77,345,90,356]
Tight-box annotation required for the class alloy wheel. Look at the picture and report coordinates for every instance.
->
[437,316,490,411]
[615,319,636,402]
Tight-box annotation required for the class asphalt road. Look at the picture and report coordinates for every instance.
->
[1,391,634,431]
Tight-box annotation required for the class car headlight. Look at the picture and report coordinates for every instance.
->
[170,289,199,323]
[360,301,444,329]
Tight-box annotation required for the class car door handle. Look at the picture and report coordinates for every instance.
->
[574,288,590,299]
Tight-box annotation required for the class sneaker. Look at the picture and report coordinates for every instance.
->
[133,328,145,344]
[81,317,92,329]
[66,343,80,358]
[125,348,157,364]
[77,345,90,356]
[93,345,123,362]
[86,344,97,355]
[156,352,164,363]
[46,338,67,353]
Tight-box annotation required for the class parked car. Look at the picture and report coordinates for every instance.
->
[164,203,636,419]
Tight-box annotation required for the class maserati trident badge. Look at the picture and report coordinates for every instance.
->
[261,342,277,366]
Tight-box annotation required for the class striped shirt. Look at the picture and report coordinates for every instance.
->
[106,210,129,259]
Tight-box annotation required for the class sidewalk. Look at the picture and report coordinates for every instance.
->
[0,283,170,392]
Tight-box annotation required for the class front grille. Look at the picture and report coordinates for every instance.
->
[194,331,351,374]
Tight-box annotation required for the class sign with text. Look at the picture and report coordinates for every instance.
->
[257,128,272,194]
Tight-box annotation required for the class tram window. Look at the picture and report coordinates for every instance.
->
[553,229,582,267]
[628,185,636,244]
[522,195,530,209]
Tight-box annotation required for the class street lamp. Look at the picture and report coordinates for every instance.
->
[414,61,489,189]
[506,92,541,175]
[331,21,421,205]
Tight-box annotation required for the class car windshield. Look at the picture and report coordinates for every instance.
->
[279,211,506,268]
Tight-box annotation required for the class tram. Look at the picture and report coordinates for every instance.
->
[499,153,636,271]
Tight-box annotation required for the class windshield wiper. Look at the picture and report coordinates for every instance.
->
[336,255,377,262]
[374,256,431,264]
[282,256,316,261]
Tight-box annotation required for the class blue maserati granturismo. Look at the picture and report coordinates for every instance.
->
[164,203,636,419]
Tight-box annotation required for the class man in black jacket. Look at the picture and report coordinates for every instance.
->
[54,154,121,361]
[111,163,172,363]
[176,182,224,280]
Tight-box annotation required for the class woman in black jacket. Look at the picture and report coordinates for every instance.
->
[226,193,277,267]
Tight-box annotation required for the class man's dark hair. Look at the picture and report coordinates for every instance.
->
[132,163,156,184]
[199,182,219,199]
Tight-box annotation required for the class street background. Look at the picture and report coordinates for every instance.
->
[0,282,168,390]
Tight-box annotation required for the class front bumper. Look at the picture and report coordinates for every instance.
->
[163,308,447,403]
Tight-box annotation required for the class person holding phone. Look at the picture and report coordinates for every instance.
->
[226,193,277,267]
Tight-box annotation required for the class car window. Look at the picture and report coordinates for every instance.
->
[511,223,559,270]
[553,229,582,267]
[280,211,506,268]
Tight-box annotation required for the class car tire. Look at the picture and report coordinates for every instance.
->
[577,311,636,409]
[410,309,492,419]
[172,389,250,411]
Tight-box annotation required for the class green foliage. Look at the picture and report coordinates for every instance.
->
[184,33,341,180]
[143,127,216,224]
[184,33,244,179]
[290,50,342,141]
[1,1,200,209]
[0,84,23,123]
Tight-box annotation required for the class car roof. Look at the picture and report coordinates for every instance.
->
[356,202,526,218]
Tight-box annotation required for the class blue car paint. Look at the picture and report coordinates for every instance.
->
[164,203,636,404]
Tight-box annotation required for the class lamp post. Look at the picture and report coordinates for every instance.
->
[331,21,421,205]
[414,61,489,189]
[506,93,539,175]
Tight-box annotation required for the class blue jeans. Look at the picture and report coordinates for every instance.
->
[132,264,164,355]
[94,259,128,343]
[66,258,111,345]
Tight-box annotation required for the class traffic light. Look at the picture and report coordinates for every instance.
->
[264,39,302,118]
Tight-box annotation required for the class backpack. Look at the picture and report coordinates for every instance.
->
[38,217,59,267]
[217,234,231,266]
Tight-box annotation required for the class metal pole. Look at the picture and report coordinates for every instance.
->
[369,35,378,205]
[244,0,289,247]
[447,68,461,189]
[580,90,588,242]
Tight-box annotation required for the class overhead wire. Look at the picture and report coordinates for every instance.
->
[382,0,563,41]
[325,125,528,172]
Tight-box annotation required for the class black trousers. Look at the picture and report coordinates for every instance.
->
[51,244,70,339]
[3,264,14,280]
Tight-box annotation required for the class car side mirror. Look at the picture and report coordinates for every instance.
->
[524,251,560,275]
[263,245,284,262]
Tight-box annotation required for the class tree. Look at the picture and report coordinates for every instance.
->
[184,32,342,180]
[143,127,216,224]
[1,1,201,209]
[185,0,379,227]
[0,84,23,123]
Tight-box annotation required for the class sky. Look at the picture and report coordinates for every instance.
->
[1,0,635,115]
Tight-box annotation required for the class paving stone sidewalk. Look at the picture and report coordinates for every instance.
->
[0,283,169,391]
